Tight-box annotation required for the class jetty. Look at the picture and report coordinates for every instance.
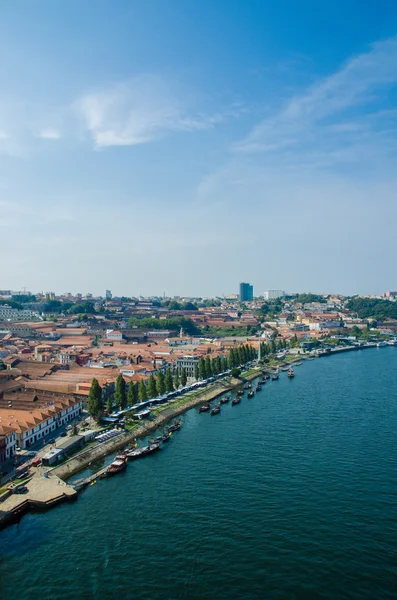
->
[0,472,77,530]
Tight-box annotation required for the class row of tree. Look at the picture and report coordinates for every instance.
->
[88,342,281,421]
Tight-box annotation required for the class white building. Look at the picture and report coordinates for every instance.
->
[0,305,39,322]
[263,290,285,300]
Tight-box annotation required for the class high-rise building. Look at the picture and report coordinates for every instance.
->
[239,282,253,302]
[264,290,285,300]
[105,290,112,300]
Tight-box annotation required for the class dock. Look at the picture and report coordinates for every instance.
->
[0,472,77,530]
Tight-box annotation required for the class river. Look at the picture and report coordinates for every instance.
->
[1,348,397,599]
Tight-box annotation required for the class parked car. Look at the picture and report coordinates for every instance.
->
[60,432,67,437]
[48,438,56,444]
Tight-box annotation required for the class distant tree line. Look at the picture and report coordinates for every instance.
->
[347,297,397,320]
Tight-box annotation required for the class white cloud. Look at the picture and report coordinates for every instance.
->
[38,129,61,140]
[75,76,228,148]
[235,36,397,164]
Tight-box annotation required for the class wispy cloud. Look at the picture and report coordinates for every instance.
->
[75,76,230,148]
[235,36,397,165]
[38,129,61,140]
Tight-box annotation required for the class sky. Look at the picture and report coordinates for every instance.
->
[1,0,397,298]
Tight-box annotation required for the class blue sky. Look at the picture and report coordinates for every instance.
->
[1,0,397,297]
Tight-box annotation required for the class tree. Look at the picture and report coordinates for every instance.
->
[138,380,148,402]
[147,374,157,398]
[270,340,276,354]
[180,368,187,387]
[114,374,126,409]
[165,369,174,392]
[106,397,113,415]
[194,364,200,381]
[221,356,228,372]
[173,370,180,389]
[71,421,78,436]
[127,381,137,405]
[198,356,206,380]
[157,370,166,395]
[205,355,212,378]
[87,378,103,423]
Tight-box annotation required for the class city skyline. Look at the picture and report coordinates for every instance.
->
[1,2,397,296]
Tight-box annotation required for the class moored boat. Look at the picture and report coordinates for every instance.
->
[127,443,161,460]
[199,404,210,412]
[211,405,221,415]
[168,421,182,432]
[247,390,255,398]
[272,374,279,380]
[231,397,241,405]
[106,457,127,475]
[220,396,230,404]
[256,385,262,392]
[287,368,295,378]
[237,389,244,396]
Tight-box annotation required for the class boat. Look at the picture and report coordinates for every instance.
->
[106,457,127,475]
[247,390,255,398]
[90,480,97,486]
[256,385,262,392]
[237,389,244,396]
[199,404,210,412]
[287,368,295,378]
[148,435,169,445]
[168,421,182,432]
[127,443,162,460]
[243,383,252,389]
[272,374,279,380]
[220,396,230,404]
[377,342,387,347]
[231,397,241,405]
[161,432,172,442]
[259,378,266,384]
[211,406,221,415]
[264,374,270,380]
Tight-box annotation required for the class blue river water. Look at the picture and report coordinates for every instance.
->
[1,348,397,600]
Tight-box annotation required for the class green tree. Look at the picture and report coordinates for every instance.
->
[138,380,148,402]
[165,369,174,392]
[180,368,187,387]
[198,356,206,380]
[205,355,212,377]
[221,356,228,372]
[87,378,103,423]
[71,421,78,436]
[157,370,166,395]
[194,364,200,381]
[173,370,180,389]
[114,374,126,409]
[127,381,137,405]
[270,339,276,354]
[106,397,113,415]
[147,374,157,398]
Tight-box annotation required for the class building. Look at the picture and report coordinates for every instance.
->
[239,282,254,302]
[0,305,39,322]
[264,290,285,300]
[175,355,200,378]
[383,291,397,299]
[0,426,17,463]
[105,290,112,300]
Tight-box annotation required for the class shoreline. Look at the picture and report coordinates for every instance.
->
[0,345,389,530]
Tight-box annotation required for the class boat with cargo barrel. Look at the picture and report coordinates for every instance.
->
[106,456,127,475]
[127,443,162,460]
[247,390,255,398]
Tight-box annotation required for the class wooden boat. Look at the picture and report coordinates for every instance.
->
[168,421,182,432]
[264,374,270,380]
[272,374,279,380]
[211,405,221,415]
[247,390,255,398]
[243,383,252,389]
[106,457,127,475]
[127,443,161,460]
[199,404,211,412]
[256,385,262,392]
[220,396,230,404]
[237,389,244,396]
[231,397,241,405]
[287,368,295,378]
